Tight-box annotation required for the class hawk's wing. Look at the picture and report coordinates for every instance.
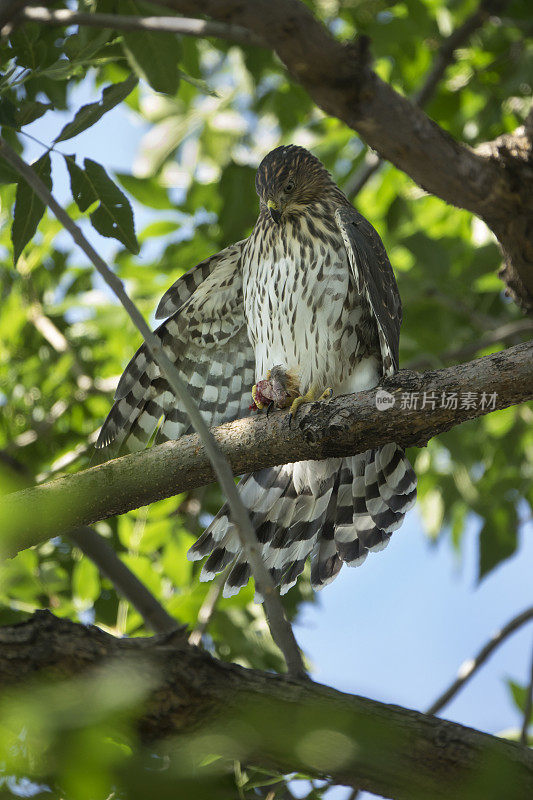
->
[154,243,243,320]
[335,206,401,375]
[95,240,255,460]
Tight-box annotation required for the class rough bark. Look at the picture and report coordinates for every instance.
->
[150,0,533,311]
[2,342,532,558]
[1,611,532,800]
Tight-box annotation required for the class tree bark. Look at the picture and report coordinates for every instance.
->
[1,341,532,558]
[1,610,532,800]
[151,0,533,311]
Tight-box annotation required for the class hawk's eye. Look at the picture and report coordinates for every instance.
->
[284,180,295,193]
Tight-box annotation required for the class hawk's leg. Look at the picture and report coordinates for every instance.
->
[250,366,300,412]
[288,385,333,426]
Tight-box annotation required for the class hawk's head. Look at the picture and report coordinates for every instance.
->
[255,145,336,224]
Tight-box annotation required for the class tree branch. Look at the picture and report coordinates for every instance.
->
[188,569,226,646]
[13,5,264,47]
[1,611,532,800]
[2,341,532,559]
[150,0,533,311]
[0,136,305,679]
[427,606,533,716]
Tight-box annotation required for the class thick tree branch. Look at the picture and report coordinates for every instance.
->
[2,341,531,559]
[0,136,305,679]
[150,0,533,311]
[1,611,532,800]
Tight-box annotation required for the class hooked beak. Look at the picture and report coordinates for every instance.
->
[267,199,282,224]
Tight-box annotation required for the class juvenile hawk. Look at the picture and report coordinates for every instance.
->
[97,145,416,597]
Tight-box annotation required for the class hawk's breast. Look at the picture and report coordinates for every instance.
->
[243,212,381,395]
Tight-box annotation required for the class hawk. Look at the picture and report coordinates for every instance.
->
[97,145,416,598]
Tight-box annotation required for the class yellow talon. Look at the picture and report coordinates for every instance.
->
[288,394,309,418]
[251,383,264,410]
[288,385,334,425]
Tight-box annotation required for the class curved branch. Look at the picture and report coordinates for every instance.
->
[427,606,533,716]
[1,611,532,800]
[2,341,532,559]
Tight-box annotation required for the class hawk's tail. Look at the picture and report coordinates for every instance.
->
[187,444,416,598]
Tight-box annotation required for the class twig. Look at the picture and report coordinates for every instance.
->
[427,606,533,716]
[12,6,264,47]
[521,640,533,746]
[412,0,505,107]
[344,0,507,199]
[188,569,227,646]
[341,604,533,800]
[344,150,381,197]
[69,526,178,634]
[0,136,305,678]
[407,318,533,370]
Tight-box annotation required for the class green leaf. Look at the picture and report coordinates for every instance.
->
[178,70,217,97]
[11,153,52,265]
[64,155,97,212]
[84,158,139,253]
[0,98,17,127]
[508,679,528,714]
[54,75,138,143]
[119,0,181,95]
[15,100,53,127]
[478,503,518,580]
[8,22,46,70]
[115,172,175,209]
[0,157,19,185]
[39,58,84,81]
[63,29,113,62]
[72,558,101,604]
[218,163,258,242]
[0,99,52,129]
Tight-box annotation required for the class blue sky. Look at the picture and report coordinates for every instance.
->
[24,78,533,800]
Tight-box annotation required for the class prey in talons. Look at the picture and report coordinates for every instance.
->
[250,365,300,414]
[250,366,333,426]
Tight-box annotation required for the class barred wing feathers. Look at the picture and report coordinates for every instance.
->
[96,241,255,460]
[335,206,401,375]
